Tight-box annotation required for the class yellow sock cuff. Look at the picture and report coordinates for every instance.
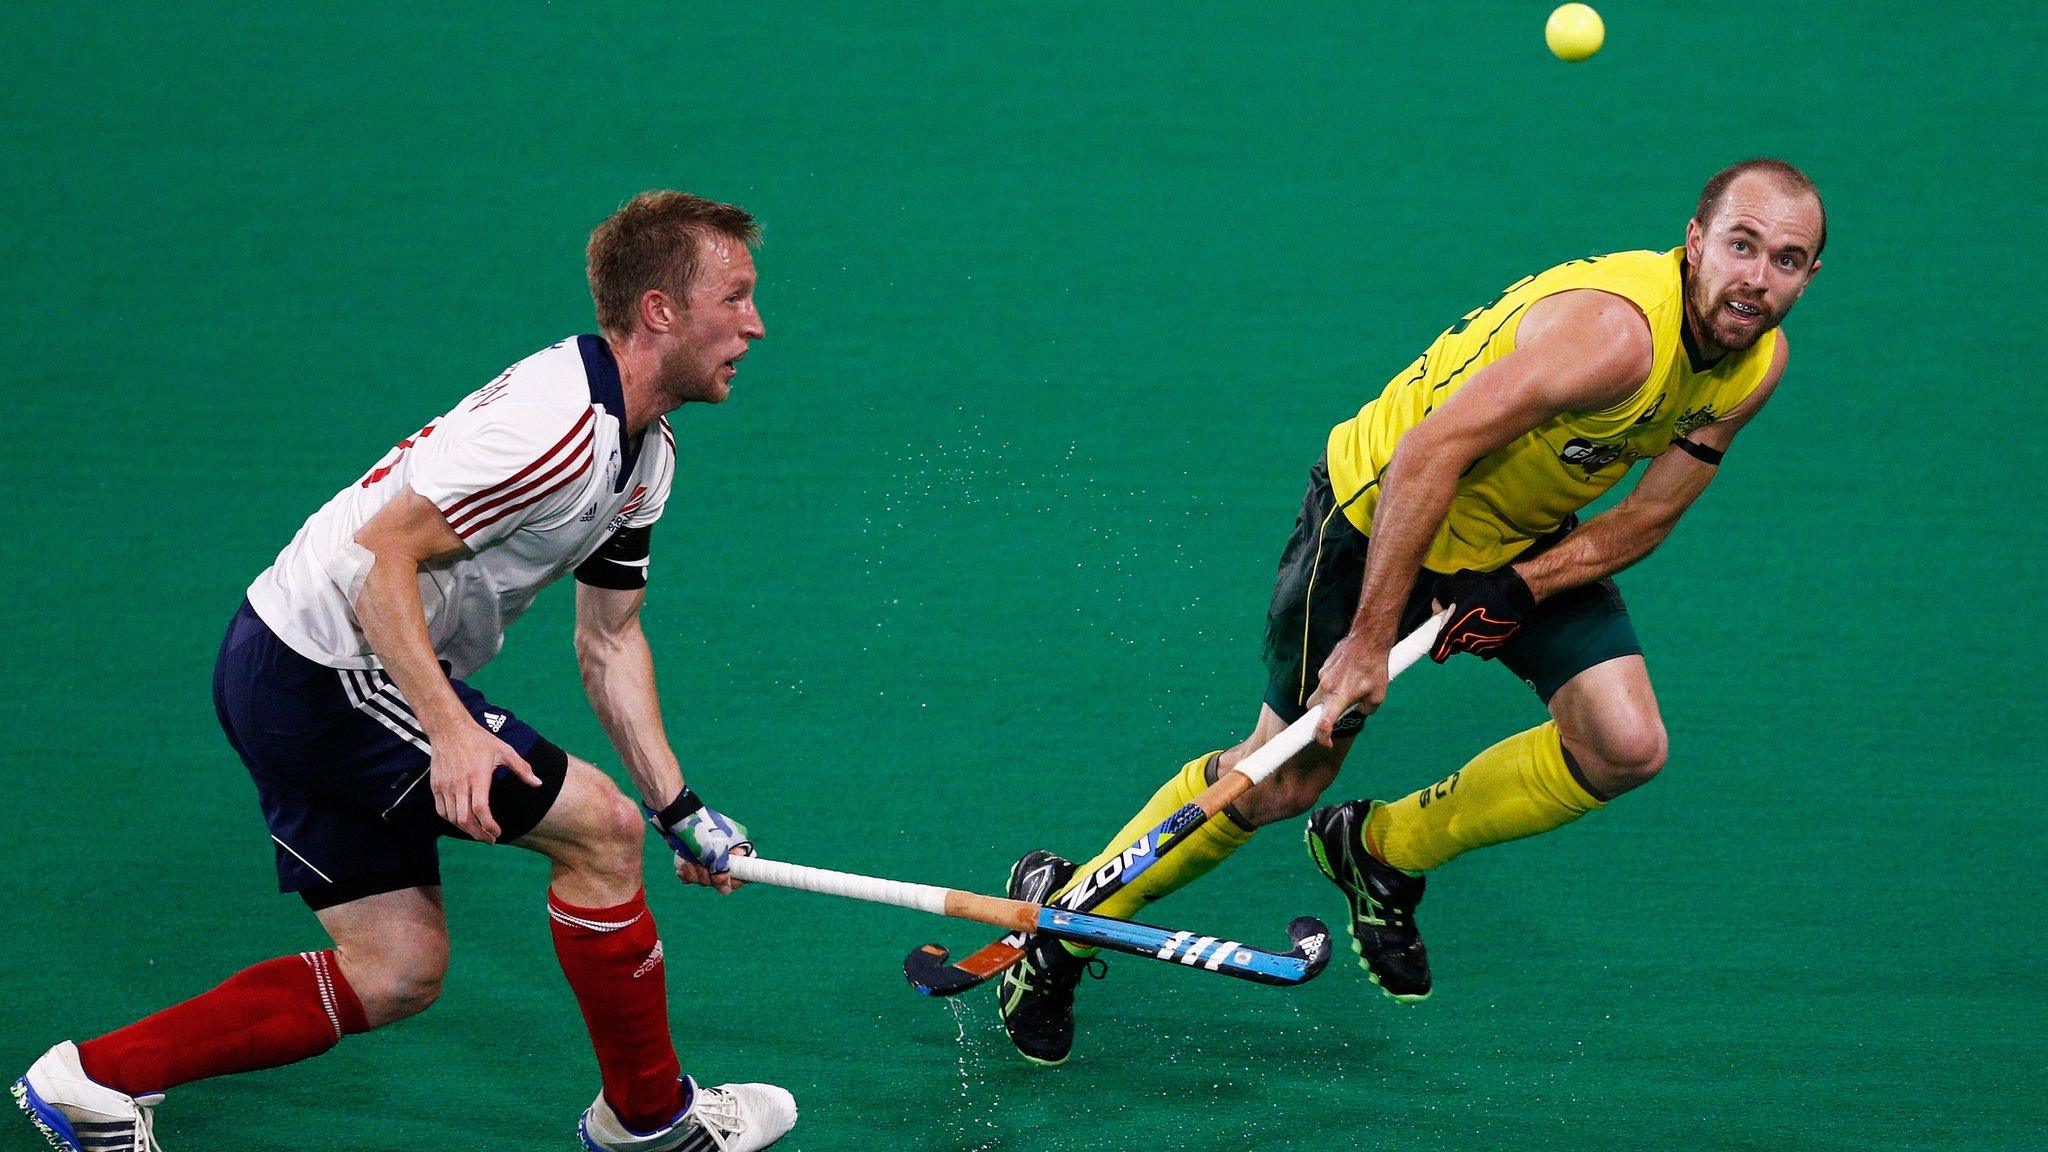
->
[1056,751,1253,922]
[1365,721,1601,873]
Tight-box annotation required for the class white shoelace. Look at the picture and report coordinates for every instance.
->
[688,1089,747,1151]
[126,1097,165,1152]
[69,1102,165,1152]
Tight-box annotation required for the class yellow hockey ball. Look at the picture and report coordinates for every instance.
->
[1545,3,1604,61]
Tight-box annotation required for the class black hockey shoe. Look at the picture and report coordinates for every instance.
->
[995,850,1105,1065]
[1305,800,1432,1001]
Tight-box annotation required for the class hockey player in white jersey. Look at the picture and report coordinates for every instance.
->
[15,191,797,1152]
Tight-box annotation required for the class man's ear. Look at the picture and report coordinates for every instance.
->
[637,288,678,335]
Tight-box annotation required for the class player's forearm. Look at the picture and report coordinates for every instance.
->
[1349,443,1461,645]
[1513,504,1676,600]
[576,624,685,805]
[353,556,471,736]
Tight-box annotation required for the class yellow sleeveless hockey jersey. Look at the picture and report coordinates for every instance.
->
[1325,247,1776,572]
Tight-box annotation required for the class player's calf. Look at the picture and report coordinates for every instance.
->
[14,1042,163,1152]
[1232,757,1342,827]
[1215,708,1348,829]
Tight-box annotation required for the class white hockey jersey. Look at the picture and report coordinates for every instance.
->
[248,336,674,678]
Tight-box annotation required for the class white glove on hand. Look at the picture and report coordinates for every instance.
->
[645,790,751,874]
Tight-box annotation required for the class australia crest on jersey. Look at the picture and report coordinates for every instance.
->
[1673,405,1718,437]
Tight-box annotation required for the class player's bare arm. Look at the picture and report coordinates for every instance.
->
[574,581,748,894]
[351,486,539,843]
[1310,289,1654,744]
[1513,334,1788,599]
[573,582,682,801]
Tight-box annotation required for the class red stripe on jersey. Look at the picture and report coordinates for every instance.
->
[455,454,595,539]
[441,407,596,521]
[449,426,595,536]
[446,426,593,535]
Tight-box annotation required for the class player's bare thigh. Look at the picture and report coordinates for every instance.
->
[1548,654,1669,797]
[1217,703,1355,828]
[508,754,646,905]
[316,885,449,1029]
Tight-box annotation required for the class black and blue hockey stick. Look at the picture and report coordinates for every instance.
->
[903,611,1445,996]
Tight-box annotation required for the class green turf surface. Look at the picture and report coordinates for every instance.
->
[3,3,2043,1149]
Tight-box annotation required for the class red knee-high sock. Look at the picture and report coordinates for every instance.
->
[548,888,685,1131]
[76,951,370,1096]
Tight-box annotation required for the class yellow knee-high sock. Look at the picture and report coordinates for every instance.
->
[1364,722,1604,874]
[1054,752,1255,921]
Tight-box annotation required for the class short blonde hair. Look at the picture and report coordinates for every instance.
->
[587,191,760,335]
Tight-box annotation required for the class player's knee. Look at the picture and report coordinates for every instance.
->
[380,966,446,1022]
[597,787,646,863]
[568,776,646,878]
[1240,761,1338,826]
[1593,717,1668,789]
[1268,776,1330,822]
[346,940,449,1026]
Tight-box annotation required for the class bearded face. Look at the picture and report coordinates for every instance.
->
[653,238,763,406]
[1685,262,1783,353]
[1683,173,1823,358]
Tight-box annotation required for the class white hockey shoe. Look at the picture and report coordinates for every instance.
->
[579,1076,796,1152]
[12,1042,164,1152]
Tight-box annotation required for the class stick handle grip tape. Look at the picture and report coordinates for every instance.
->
[726,855,1040,933]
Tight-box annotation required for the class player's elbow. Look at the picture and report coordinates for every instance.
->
[573,626,604,669]
[350,523,421,578]
[1389,422,1485,483]
[573,620,629,670]
[1636,497,1687,538]
[1611,500,1682,561]
[574,594,645,668]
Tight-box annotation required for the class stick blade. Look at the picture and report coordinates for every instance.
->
[1287,916,1333,983]
[903,942,1024,997]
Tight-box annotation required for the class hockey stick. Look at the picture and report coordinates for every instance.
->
[642,819,1332,988]
[904,608,1448,996]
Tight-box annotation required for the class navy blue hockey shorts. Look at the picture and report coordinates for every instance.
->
[212,600,570,910]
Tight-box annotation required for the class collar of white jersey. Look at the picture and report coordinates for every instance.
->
[576,334,640,492]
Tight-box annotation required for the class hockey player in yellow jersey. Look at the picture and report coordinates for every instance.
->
[995,159,1826,1064]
